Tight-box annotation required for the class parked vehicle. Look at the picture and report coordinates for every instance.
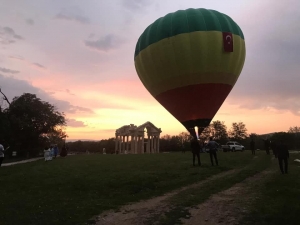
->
[222,141,245,152]
[203,142,222,153]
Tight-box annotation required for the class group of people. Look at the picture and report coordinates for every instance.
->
[0,141,8,167]
[250,138,290,174]
[191,136,290,175]
[190,137,219,167]
[44,145,59,161]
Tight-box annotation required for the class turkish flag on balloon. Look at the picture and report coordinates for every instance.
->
[222,32,233,52]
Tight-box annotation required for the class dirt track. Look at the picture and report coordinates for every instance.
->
[90,168,273,225]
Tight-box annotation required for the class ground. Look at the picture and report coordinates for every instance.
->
[91,159,272,225]
[1,151,300,225]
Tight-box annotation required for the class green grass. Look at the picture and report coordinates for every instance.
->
[241,153,300,225]
[0,151,255,225]
[0,152,251,224]
[155,153,272,225]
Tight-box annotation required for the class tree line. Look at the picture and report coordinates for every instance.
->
[0,90,67,158]
[66,121,299,153]
[1,90,299,156]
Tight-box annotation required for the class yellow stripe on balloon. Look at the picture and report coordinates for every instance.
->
[135,31,245,96]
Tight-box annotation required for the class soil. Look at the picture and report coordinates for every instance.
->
[90,169,274,225]
[181,170,274,225]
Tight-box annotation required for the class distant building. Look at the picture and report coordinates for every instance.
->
[115,121,162,154]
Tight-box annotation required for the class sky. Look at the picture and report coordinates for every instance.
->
[0,0,299,140]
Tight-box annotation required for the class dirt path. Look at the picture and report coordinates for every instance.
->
[90,168,274,225]
[91,169,239,225]
[181,170,275,225]
[2,157,43,167]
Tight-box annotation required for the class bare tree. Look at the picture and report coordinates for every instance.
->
[0,88,11,106]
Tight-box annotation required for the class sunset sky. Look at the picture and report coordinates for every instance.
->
[0,0,299,140]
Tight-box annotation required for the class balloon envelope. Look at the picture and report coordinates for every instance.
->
[134,8,246,136]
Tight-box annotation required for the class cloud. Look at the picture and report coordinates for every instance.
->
[65,89,75,96]
[67,105,93,114]
[122,0,153,11]
[55,9,90,24]
[0,26,24,45]
[0,67,19,74]
[84,34,124,52]
[25,18,34,25]
[8,56,47,71]
[0,74,94,115]
[32,63,47,69]
[225,4,300,116]
[8,55,24,61]
[67,118,86,127]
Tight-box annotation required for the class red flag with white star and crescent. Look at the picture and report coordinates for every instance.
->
[222,32,233,52]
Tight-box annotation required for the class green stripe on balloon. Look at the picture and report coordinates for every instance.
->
[134,8,244,57]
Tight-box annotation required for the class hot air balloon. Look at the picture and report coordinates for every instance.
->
[134,8,246,138]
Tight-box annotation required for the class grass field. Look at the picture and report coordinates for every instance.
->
[0,151,300,225]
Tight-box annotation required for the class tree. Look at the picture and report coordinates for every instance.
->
[270,132,294,149]
[199,121,228,143]
[210,121,228,143]
[6,93,66,156]
[199,125,212,142]
[249,133,258,139]
[178,132,192,149]
[229,122,248,141]
[288,126,300,149]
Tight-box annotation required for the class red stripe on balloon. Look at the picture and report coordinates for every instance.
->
[154,83,233,123]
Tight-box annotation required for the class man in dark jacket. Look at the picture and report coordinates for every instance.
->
[264,138,271,155]
[276,140,289,174]
[206,137,219,166]
[250,139,255,155]
[190,138,201,166]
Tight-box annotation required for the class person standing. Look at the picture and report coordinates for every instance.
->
[250,139,255,155]
[53,145,59,158]
[190,138,201,166]
[60,144,68,157]
[206,137,219,166]
[0,142,5,167]
[264,138,270,155]
[276,140,289,174]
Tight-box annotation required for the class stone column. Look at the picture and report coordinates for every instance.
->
[138,136,141,154]
[134,135,138,153]
[153,136,157,153]
[123,136,126,153]
[157,135,160,153]
[151,135,154,153]
[126,135,129,153]
[130,135,134,153]
[118,136,121,154]
[141,134,144,154]
[115,135,118,154]
[146,134,150,153]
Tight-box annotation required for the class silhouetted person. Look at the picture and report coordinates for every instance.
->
[250,139,255,155]
[276,140,289,174]
[0,141,5,167]
[181,143,186,154]
[60,144,68,157]
[270,141,277,158]
[53,144,59,158]
[190,138,201,166]
[206,137,219,166]
[263,138,270,155]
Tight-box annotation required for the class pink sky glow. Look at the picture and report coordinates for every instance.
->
[0,0,299,140]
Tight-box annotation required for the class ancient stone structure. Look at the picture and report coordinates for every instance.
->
[115,121,162,154]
